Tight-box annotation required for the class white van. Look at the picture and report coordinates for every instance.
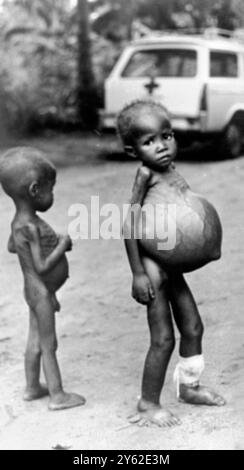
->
[100,30,244,157]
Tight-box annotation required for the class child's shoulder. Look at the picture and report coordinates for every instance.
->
[135,165,152,181]
[132,165,152,192]
[12,221,38,244]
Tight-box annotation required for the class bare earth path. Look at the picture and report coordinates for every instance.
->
[0,135,244,449]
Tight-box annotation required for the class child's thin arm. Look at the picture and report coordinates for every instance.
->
[124,166,150,273]
[23,223,71,275]
[123,166,155,304]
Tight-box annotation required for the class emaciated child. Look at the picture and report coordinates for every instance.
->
[0,147,85,411]
[118,100,225,427]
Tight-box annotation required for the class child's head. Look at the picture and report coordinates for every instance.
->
[117,99,177,169]
[0,147,56,211]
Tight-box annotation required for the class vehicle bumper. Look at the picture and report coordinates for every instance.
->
[99,110,208,131]
[171,112,207,132]
[99,110,220,138]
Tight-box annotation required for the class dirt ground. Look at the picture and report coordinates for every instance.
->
[0,134,244,450]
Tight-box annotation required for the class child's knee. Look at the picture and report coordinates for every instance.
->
[184,318,204,340]
[152,332,175,354]
[25,342,41,357]
[40,335,58,354]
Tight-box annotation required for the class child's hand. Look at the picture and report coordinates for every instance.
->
[59,234,72,251]
[132,273,155,305]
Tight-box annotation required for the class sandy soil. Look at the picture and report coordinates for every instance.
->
[0,134,244,450]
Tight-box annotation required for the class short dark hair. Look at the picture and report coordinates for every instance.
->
[117,99,171,146]
[0,146,56,198]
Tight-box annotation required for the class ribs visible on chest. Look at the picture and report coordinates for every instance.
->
[168,171,189,191]
[39,221,58,256]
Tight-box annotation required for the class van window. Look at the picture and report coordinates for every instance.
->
[121,49,197,78]
[210,51,238,77]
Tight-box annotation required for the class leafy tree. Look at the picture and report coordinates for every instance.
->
[176,0,239,30]
[136,0,176,29]
[1,0,244,135]
[0,0,78,133]
[212,0,238,30]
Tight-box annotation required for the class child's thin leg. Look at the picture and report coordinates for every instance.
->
[23,309,48,401]
[131,257,180,427]
[35,294,86,410]
[169,274,203,357]
[169,274,225,406]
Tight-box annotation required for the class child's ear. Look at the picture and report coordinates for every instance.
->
[29,181,39,198]
[124,145,137,158]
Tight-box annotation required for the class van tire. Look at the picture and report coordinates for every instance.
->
[219,122,243,158]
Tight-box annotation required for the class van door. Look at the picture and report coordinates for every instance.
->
[105,45,204,118]
[207,49,244,131]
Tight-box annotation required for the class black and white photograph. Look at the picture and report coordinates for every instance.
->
[0,0,244,454]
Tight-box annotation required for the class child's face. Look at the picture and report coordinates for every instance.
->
[132,110,177,170]
[33,178,55,212]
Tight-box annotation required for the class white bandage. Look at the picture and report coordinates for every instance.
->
[173,354,205,398]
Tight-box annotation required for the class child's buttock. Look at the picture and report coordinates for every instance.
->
[24,278,60,312]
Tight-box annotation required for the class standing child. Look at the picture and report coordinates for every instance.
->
[0,147,85,411]
[118,100,225,427]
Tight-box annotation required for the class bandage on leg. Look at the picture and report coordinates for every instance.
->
[173,354,205,398]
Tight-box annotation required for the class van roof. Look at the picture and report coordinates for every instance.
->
[132,33,244,52]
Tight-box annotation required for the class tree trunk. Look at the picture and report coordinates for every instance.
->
[122,0,134,40]
[77,0,98,129]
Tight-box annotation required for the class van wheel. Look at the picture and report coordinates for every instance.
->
[219,122,243,158]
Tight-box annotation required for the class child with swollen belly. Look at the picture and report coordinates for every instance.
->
[118,100,225,427]
[0,147,85,411]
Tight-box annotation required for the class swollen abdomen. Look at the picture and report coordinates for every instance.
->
[139,190,222,273]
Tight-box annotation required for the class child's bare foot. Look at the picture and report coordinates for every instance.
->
[23,384,49,401]
[179,384,225,406]
[128,398,181,427]
[48,392,86,411]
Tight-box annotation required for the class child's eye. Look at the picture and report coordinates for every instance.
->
[162,131,174,141]
[143,137,154,146]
